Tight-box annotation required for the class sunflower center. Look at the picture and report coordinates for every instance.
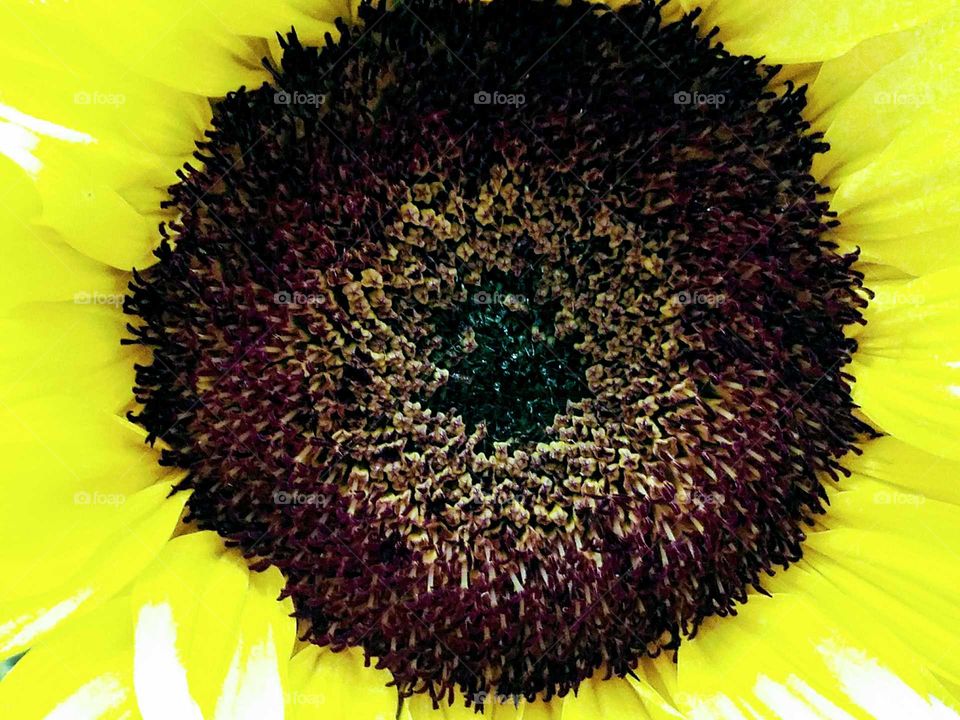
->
[126,0,870,707]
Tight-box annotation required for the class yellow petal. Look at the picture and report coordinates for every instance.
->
[0,111,167,272]
[563,675,682,720]
[851,269,960,460]
[657,0,687,25]
[811,545,960,691]
[636,657,681,714]
[806,436,960,686]
[813,14,960,186]
[684,0,954,64]
[32,144,160,269]
[0,4,210,153]
[779,558,960,717]
[0,397,167,599]
[498,698,560,720]
[0,1,355,271]
[856,262,916,287]
[288,645,399,720]
[0,597,138,719]
[0,10,212,268]
[824,475,960,542]
[676,560,959,720]
[0,8,206,269]
[10,0,349,98]
[0,401,159,497]
[213,566,296,720]
[843,435,960,506]
[0,158,123,310]
[0,225,126,312]
[805,28,918,132]
[0,481,187,657]
[0,120,174,275]
[0,303,143,413]
[131,531,296,720]
[198,0,337,38]
[7,1,264,97]
[829,110,960,275]
[33,135,181,225]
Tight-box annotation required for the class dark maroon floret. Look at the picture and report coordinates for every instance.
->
[125,0,871,708]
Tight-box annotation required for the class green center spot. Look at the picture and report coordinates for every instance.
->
[426,280,585,446]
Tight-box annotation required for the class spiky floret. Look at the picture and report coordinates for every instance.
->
[125,0,871,707]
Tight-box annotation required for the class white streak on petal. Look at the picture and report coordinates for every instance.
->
[0,589,92,654]
[685,695,749,720]
[214,626,284,720]
[0,120,41,174]
[785,676,857,720]
[818,641,960,720]
[754,676,821,720]
[45,675,128,720]
[753,675,836,720]
[0,102,94,144]
[0,102,95,176]
[134,603,203,720]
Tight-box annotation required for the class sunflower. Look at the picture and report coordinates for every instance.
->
[1,0,959,717]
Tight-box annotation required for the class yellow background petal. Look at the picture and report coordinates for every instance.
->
[0,597,139,720]
[852,270,960,460]
[684,0,956,64]
[288,645,398,720]
[131,531,296,720]
[0,482,186,658]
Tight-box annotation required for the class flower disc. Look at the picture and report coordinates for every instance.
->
[126,0,870,705]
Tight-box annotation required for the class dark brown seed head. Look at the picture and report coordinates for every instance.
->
[126,0,871,708]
